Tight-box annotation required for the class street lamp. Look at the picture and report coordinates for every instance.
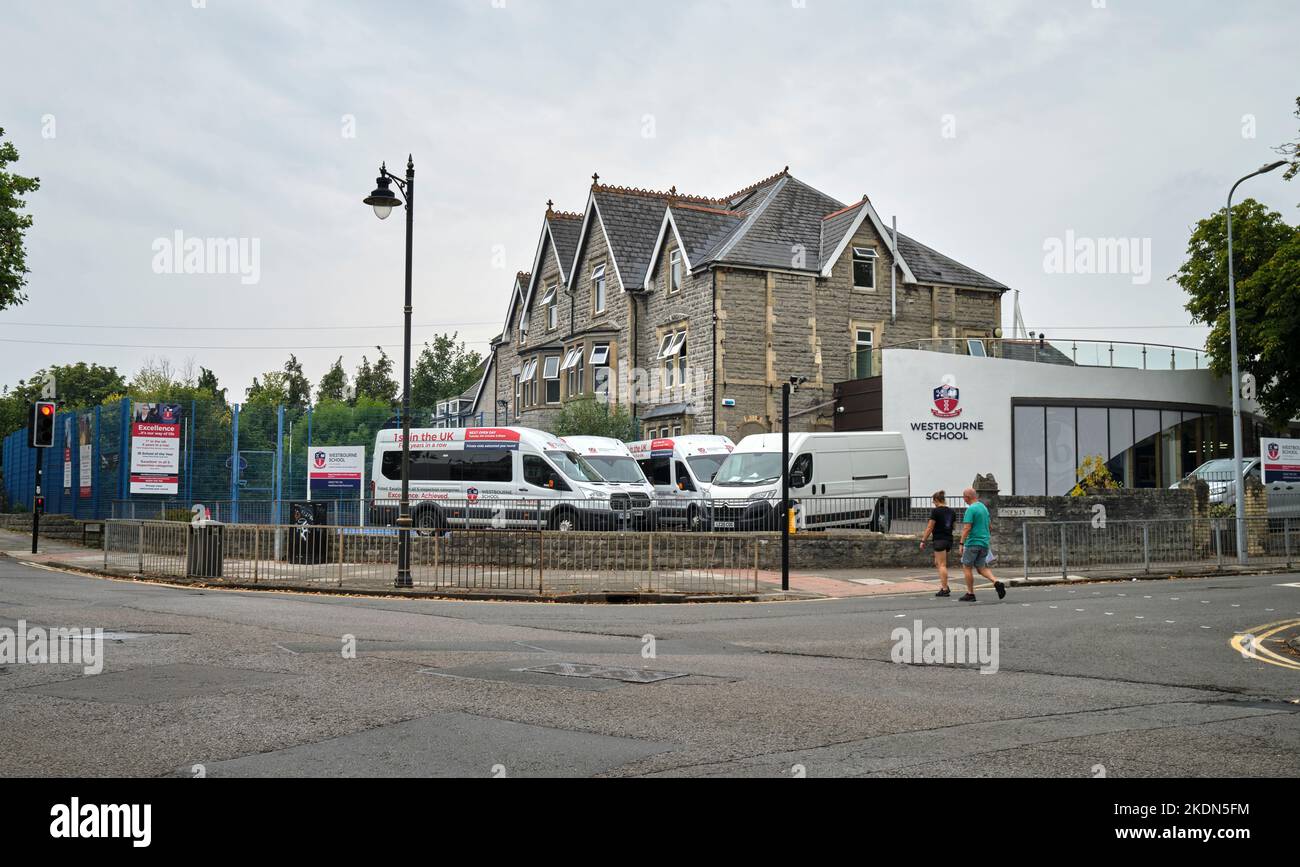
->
[362,156,416,587]
[780,376,808,592]
[1226,159,1286,565]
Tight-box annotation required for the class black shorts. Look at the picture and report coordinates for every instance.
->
[931,539,952,553]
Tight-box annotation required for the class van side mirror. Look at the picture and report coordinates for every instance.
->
[547,479,555,489]
[790,472,806,489]
[677,481,685,491]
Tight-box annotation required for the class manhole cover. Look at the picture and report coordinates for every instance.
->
[522,663,688,684]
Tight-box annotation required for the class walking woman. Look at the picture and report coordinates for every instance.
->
[919,491,956,598]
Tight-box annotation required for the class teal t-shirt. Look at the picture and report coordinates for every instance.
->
[964,500,991,548]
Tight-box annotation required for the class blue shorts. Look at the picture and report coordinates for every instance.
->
[961,544,989,569]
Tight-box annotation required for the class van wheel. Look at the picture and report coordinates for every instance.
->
[873,506,892,534]
[414,507,444,537]
[549,509,578,533]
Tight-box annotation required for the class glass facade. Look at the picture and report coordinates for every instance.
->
[1013,404,1240,495]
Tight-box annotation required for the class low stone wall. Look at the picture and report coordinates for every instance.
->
[0,513,100,543]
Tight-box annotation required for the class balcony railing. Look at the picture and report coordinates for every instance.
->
[848,337,1210,381]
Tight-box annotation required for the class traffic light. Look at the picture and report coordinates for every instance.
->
[28,401,56,448]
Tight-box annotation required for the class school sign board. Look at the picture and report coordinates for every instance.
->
[1261,437,1300,484]
[129,403,182,495]
[308,446,365,496]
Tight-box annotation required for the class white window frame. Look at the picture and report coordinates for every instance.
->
[852,247,877,291]
[589,343,610,367]
[543,355,561,404]
[561,346,581,371]
[592,265,607,314]
[669,250,682,294]
[542,355,561,380]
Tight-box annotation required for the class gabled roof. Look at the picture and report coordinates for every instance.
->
[643,204,747,288]
[817,197,918,284]
[521,208,583,317]
[894,232,1009,291]
[461,357,491,409]
[588,187,672,291]
[501,271,530,336]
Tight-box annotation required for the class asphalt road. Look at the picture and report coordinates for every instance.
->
[1,556,1297,777]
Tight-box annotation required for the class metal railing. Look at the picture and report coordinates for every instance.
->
[1019,517,1295,578]
[102,520,761,595]
[848,337,1211,381]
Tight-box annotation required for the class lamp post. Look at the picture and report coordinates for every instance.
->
[780,376,807,592]
[363,156,415,588]
[1226,160,1286,565]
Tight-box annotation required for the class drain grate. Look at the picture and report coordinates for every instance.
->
[522,663,689,684]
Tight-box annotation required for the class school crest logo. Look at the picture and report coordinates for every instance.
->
[932,383,962,419]
[313,451,327,469]
[466,487,480,503]
[1268,443,1280,461]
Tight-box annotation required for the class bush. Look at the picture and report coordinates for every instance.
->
[551,397,640,442]
[1069,455,1120,497]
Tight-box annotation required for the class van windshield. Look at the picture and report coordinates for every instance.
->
[582,455,646,484]
[713,452,783,486]
[546,450,604,483]
[686,454,727,483]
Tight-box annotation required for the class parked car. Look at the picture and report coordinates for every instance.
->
[627,435,735,530]
[707,432,910,532]
[369,426,615,532]
[1172,458,1261,505]
[560,436,657,528]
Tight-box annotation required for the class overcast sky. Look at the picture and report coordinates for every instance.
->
[2,0,1296,400]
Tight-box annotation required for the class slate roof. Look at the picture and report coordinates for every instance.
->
[1000,340,1076,365]
[560,169,1007,295]
[546,215,583,278]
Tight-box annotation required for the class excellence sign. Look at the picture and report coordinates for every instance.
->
[129,403,182,495]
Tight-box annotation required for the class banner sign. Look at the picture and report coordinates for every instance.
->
[308,446,365,496]
[62,417,72,495]
[130,403,182,495]
[77,416,93,499]
[1261,437,1300,484]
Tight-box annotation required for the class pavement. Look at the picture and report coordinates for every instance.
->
[1,541,1298,777]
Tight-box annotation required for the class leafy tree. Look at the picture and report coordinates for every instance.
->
[354,348,398,404]
[1277,96,1299,184]
[0,127,40,311]
[551,397,639,441]
[281,354,311,410]
[245,373,289,406]
[1069,455,1120,497]
[1175,199,1300,424]
[197,367,226,405]
[412,333,483,408]
[317,356,349,403]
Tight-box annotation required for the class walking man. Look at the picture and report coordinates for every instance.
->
[958,487,1006,602]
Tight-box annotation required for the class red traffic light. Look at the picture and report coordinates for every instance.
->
[39,404,53,416]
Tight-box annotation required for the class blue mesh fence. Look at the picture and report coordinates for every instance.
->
[1,399,476,523]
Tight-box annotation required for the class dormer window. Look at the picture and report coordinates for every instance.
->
[542,283,559,330]
[853,247,877,291]
[592,265,607,314]
[669,250,683,294]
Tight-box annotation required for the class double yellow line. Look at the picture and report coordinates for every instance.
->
[1230,619,1300,672]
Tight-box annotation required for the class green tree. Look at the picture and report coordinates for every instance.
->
[281,354,311,410]
[1175,199,1300,423]
[1277,96,1299,183]
[245,373,289,405]
[354,348,398,404]
[0,127,40,310]
[317,356,348,403]
[197,367,226,405]
[412,333,483,408]
[551,397,639,441]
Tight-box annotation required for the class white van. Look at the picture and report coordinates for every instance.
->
[627,435,735,530]
[560,436,657,528]
[370,427,616,532]
[708,432,910,532]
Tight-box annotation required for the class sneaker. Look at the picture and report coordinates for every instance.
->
[959,593,977,602]
[994,581,1007,600]
[935,588,951,598]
